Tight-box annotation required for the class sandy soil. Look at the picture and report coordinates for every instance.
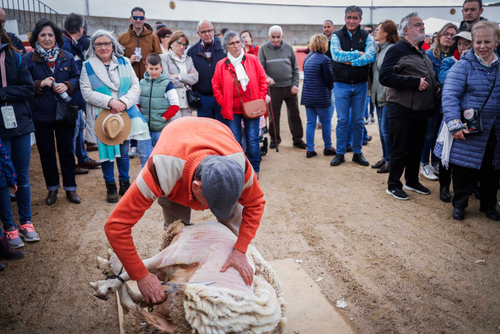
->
[1,100,499,334]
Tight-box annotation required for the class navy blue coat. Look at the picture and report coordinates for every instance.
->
[22,49,80,123]
[62,32,86,109]
[0,44,35,138]
[187,37,226,96]
[301,52,333,107]
[442,50,500,170]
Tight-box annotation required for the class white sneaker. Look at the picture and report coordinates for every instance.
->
[430,164,439,176]
[420,165,438,181]
[364,117,370,125]
[129,146,138,158]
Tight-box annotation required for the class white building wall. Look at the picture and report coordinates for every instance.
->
[37,0,500,26]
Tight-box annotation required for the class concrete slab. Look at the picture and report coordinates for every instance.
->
[271,258,356,334]
[117,258,356,334]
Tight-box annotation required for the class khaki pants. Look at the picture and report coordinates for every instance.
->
[157,196,243,237]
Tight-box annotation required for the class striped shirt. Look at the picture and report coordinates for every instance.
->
[330,32,375,67]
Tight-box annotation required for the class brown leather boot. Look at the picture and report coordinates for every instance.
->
[66,191,81,204]
[45,189,58,205]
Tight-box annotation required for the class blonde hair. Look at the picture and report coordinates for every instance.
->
[167,30,189,50]
[432,23,459,60]
[309,34,328,54]
[472,21,500,44]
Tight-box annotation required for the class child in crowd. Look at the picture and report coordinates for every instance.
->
[0,138,27,271]
[138,53,180,167]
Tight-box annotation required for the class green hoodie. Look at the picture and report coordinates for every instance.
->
[140,70,172,132]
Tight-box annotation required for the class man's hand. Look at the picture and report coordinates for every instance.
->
[137,273,167,305]
[130,54,140,63]
[291,85,299,95]
[267,77,275,86]
[109,99,127,114]
[358,51,365,56]
[418,78,429,91]
[220,248,254,286]
[452,129,469,140]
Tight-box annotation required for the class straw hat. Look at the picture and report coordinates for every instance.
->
[95,110,131,146]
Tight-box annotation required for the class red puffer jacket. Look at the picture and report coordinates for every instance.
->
[212,54,267,121]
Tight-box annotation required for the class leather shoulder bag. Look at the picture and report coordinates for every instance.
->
[230,70,267,119]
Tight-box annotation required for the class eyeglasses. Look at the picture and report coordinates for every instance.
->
[228,40,242,47]
[442,33,455,38]
[132,16,145,21]
[199,29,214,35]
[175,40,187,47]
[94,42,113,49]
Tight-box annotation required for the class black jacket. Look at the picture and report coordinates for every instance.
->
[0,44,35,138]
[7,32,26,55]
[332,26,370,84]
[379,38,437,118]
[186,37,226,96]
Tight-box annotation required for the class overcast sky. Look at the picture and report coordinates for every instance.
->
[208,0,498,6]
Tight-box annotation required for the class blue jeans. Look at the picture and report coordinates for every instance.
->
[2,133,32,224]
[421,113,440,165]
[0,185,16,232]
[347,110,369,147]
[227,114,260,172]
[197,93,227,125]
[334,82,368,154]
[376,105,391,161]
[306,106,333,152]
[74,109,88,164]
[137,131,162,167]
[101,140,130,184]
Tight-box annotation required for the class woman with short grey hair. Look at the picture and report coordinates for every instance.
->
[221,31,243,53]
[80,30,149,203]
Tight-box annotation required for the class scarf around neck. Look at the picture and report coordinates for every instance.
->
[227,50,249,91]
[35,42,60,66]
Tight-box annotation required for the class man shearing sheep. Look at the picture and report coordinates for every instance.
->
[104,117,265,305]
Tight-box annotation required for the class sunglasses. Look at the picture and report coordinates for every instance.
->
[132,16,145,21]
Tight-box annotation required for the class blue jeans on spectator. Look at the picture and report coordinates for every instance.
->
[34,121,77,191]
[347,111,369,148]
[227,114,260,172]
[74,110,89,164]
[306,106,333,152]
[197,93,228,125]
[421,113,440,165]
[0,185,16,232]
[101,140,130,184]
[137,131,163,167]
[334,82,368,154]
[2,133,32,224]
[376,105,391,161]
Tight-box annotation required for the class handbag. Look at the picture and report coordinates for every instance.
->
[230,70,267,119]
[55,98,78,127]
[41,65,78,127]
[186,86,202,109]
[461,67,497,135]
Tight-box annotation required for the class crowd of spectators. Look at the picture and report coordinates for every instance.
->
[1,0,500,271]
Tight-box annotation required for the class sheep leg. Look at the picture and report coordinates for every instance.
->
[118,284,136,314]
[90,252,165,300]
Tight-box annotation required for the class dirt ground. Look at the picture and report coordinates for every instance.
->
[1,100,499,334]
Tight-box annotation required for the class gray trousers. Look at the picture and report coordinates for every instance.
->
[157,196,242,237]
[85,106,97,145]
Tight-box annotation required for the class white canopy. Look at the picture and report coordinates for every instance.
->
[423,17,461,35]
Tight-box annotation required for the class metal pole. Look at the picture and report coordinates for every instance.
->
[370,0,373,25]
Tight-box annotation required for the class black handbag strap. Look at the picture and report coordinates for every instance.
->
[479,66,498,112]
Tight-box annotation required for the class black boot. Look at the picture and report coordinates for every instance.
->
[119,180,130,196]
[106,183,119,203]
[0,236,25,260]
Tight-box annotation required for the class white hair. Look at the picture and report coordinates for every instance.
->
[268,25,283,37]
[197,20,213,32]
[399,12,419,38]
[84,30,124,60]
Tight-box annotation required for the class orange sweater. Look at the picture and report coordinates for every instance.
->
[104,117,265,280]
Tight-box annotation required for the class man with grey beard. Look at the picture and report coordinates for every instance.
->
[379,12,439,201]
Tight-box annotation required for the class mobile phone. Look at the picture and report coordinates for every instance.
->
[1,105,17,129]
